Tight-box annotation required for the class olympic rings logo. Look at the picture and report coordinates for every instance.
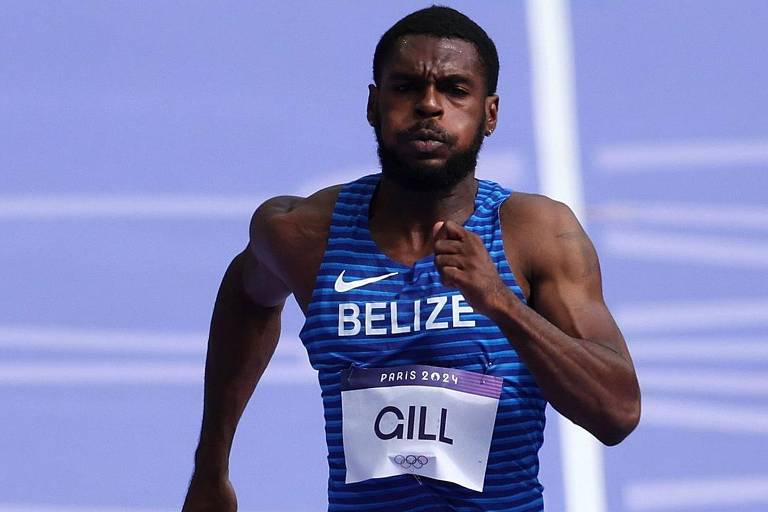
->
[393,454,429,469]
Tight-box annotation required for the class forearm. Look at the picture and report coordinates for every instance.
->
[487,290,640,445]
[194,253,284,475]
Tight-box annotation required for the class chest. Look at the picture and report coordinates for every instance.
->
[299,255,526,373]
[291,224,532,315]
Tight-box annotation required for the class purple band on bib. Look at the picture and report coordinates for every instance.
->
[341,364,503,399]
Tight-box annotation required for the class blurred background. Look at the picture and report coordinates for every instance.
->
[1,1,766,511]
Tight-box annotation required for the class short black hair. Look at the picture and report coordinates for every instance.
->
[373,5,499,95]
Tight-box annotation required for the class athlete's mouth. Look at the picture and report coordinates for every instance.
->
[409,129,447,143]
[403,129,450,154]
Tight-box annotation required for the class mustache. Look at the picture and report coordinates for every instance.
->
[397,122,457,145]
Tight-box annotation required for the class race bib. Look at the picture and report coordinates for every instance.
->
[340,364,502,492]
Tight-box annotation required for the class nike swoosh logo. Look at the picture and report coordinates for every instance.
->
[334,270,399,293]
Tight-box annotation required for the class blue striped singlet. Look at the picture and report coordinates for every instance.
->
[299,174,547,511]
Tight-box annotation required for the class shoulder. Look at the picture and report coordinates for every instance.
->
[249,185,341,257]
[499,191,593,282]
[250,185,342,229]
[500,191,578,232]
[247,184,342,304]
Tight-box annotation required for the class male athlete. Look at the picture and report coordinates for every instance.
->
[182,6,640,511]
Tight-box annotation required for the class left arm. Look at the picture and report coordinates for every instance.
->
[433,201,641,446]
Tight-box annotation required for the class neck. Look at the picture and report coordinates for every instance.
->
[368,172,478,258]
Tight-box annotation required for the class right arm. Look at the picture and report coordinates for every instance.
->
[182,188,337,510]
[182,205,292,511]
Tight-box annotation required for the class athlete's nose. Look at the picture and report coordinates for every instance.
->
[415,84,443,118]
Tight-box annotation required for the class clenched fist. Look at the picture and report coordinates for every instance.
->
[433,220,515,318]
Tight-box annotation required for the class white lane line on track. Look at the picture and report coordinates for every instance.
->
[0,151,526,221]
[0,360,315,385]
[641,397,768,434]
[595,138,768,172]
[639,368,768,396]
[0,326,206,354]
[603,229,768,267]
[0,326,306,356]
[0,195,262,219]
[589,201,768,231]
[526,1,605,512]
[631,338,768,362]
[624,475,768,511]
[616,298,768,333]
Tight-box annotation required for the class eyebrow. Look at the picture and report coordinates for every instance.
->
[386,72,477,86]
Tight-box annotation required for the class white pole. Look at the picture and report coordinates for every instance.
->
[525,1,608,511]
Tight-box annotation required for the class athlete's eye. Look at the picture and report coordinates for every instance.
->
[444,84,470,97]
[438,82,470,97]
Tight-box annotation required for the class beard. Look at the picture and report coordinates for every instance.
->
[374,116,486,192]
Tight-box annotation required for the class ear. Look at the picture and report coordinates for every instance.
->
[367,84,379,127]
[484,95,499,136]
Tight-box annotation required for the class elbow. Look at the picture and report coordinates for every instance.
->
[597,395,641,446]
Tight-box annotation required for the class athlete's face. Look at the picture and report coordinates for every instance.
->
[368,35,498,191]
